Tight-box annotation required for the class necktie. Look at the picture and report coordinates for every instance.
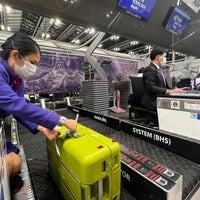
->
[159,69,166,86]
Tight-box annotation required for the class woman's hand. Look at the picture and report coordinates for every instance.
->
[64,119,77,132]
[37,125,60,141]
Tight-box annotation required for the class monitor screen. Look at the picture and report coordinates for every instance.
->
[117,0,158,21]
[163,5,190,35]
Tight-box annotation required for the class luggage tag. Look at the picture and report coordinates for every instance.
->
[57,114,82,138]
[56,126,83,139]
[55,114,82,156]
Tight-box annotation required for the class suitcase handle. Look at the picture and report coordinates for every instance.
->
[98,179,103,200]
[55,139,61,156]
[54,114,82,156]
[56,126,83,139]
[54,129,83,156]
[56,114,82,138]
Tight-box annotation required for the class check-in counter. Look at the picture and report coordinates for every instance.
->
[157,96,200,141]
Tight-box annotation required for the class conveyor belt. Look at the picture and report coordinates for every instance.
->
[4,121,35,200]
[56,108,200,200]
[16,114,135,199]
[13,107,200,199]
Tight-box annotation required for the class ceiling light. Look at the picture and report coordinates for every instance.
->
[42,33,50,39]
[84,28,95,34]
[130,40,138,45]
[7,26,11,31]
[71,39,80,44]
[50,18,55,24]
[128,51,134,55]
[110,35,120,40]
[55,18,62,26]
[106,10,113,18]
[145,45,151,49]
[46,33,50,38]
[113,47,120,51]
[5,5,11,13]
[84,28,90,33]
[64,0,78,3]
[75,39,80,44]
[89,28,95,34]
[1,25,5,31]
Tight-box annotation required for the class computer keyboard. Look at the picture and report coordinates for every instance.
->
[185,89,200,94]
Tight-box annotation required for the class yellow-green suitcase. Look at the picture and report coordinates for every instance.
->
[46,124,121,200]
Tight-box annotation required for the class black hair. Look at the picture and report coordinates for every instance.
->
[0,31,41,61]
[150,48,166,61]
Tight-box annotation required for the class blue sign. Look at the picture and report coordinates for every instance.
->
[164,6,190,35]
[117,0,158,20]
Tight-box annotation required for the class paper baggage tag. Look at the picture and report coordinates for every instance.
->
[55,125,83,156]
[56,126,83,138]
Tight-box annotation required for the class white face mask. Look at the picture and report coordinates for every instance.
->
[14,57,37,79]
[160,57,167,66]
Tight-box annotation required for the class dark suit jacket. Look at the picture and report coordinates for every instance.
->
[141,63,170,110]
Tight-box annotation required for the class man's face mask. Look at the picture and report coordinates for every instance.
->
[14,55,37,79]
[160,57,167,67]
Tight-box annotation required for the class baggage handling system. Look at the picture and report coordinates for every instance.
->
[12,145,35,200]
[120,145,182,200]
[1,118,35,200]
[0,120,10,200]
[8,101,199,199]
[46,123,121,200]
[64,106,200,200]
[68,105,200,165]
[10,118,35,200]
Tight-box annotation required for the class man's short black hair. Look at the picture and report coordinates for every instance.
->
[150,48,166,60]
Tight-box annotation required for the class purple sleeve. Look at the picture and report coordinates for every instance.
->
[14,116,39,134]
[0,78,60,131]
[14,80,40,134]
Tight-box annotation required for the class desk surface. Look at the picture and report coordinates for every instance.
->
[170,92,200,98]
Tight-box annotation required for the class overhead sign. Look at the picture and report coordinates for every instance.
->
[163,6,191,35]
[182,0,200,13]
[117,0,158,21]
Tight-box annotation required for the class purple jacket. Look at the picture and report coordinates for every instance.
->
[0,59,60,134]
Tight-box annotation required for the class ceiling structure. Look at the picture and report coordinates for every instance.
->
[0,0,200,60]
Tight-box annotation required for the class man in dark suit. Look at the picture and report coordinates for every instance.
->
[141,48,186,124]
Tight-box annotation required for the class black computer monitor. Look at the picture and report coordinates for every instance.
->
[176,78,191,88]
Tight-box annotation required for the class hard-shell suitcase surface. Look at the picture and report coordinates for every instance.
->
[46,124,121,200]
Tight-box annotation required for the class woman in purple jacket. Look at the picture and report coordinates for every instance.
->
[0,32,77,176]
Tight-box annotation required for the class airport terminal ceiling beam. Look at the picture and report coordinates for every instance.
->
[2,0,200,58]
[0,0,114,30]
[85,32,107,81]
